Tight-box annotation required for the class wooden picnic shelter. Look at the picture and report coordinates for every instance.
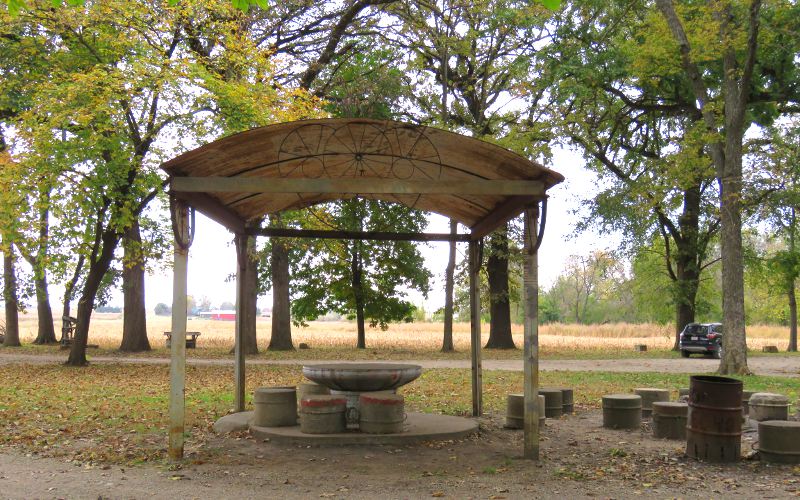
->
[160,118,564,461]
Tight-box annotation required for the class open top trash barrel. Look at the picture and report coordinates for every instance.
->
[686,375,742,463]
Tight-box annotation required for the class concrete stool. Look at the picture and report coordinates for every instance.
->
[539,388,563,418]
[602,394,641,430]
[538,395,546,427]
[506,393,524,429]
[299,395,346,434]
[652,402,688,440]
[749,393,790,421]
[505,394,546,429]
[359,393,405,434]
[741,390,755,416]
[253,386,297,427]
[557,388,574,414]
[758,421,800,464]
[634,388,670,418]
[298,382,330,401]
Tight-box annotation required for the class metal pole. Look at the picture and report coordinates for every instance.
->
[234,233,247,413]
[469,238,483,416]
[168,201,189,461]
[523,205,540,460]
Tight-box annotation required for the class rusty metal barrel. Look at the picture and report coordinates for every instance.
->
[758,421,800,464]
[686,375,742,463]
[299,395,347,434]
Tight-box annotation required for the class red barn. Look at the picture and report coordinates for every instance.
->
[199,310,236,321]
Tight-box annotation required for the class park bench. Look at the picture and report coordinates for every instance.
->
[61,316,77,346]
[164,331,201,349]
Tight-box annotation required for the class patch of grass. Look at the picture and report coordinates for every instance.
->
[0,361,796,466]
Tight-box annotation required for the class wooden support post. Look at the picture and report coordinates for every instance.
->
[168,201,189,461]
[522,205,540,460]
[469,239,483,416]
[234,233,247,413]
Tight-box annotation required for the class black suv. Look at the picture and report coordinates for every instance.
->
[679,323,723,359]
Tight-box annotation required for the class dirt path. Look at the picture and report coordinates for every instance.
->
[0,352,797,377]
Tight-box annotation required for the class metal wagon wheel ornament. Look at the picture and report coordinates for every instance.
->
[277,122,444,209]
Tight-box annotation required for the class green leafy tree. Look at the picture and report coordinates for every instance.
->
[654,0,800,374]
[546,251,628,324]
[391,0,555,349]
[290,200,432,349]
[750,123,800,350]
[535,0,724,348]
[6,0,310,365]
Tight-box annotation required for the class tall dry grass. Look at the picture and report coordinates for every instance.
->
[11,313,794,352]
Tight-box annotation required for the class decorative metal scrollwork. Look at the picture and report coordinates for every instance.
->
[276,122,443,208]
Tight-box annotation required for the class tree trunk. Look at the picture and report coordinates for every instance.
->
[30,198,57,344]
[268,238,294,350]
[120,220,151,352]
[674,299,695,350]
[672,256,700,350]
[32,275,56,344]
[788,281,797,352]
[670,185,703,350]
[352,241,366,349]
[236,233,259,354]
[3,247,21,347]
[717,169,749,374]
[787,207,797,353]
[485,226,515,349]
[442,219,457,352]
[66,230,120,366]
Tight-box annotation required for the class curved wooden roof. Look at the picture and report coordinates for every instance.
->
[162,118,563,235]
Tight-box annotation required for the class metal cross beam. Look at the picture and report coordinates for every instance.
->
[248,227,471,242]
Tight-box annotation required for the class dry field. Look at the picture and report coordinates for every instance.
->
[11,313,795,354]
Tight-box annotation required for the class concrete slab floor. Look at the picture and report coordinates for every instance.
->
[242,412,479,446]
